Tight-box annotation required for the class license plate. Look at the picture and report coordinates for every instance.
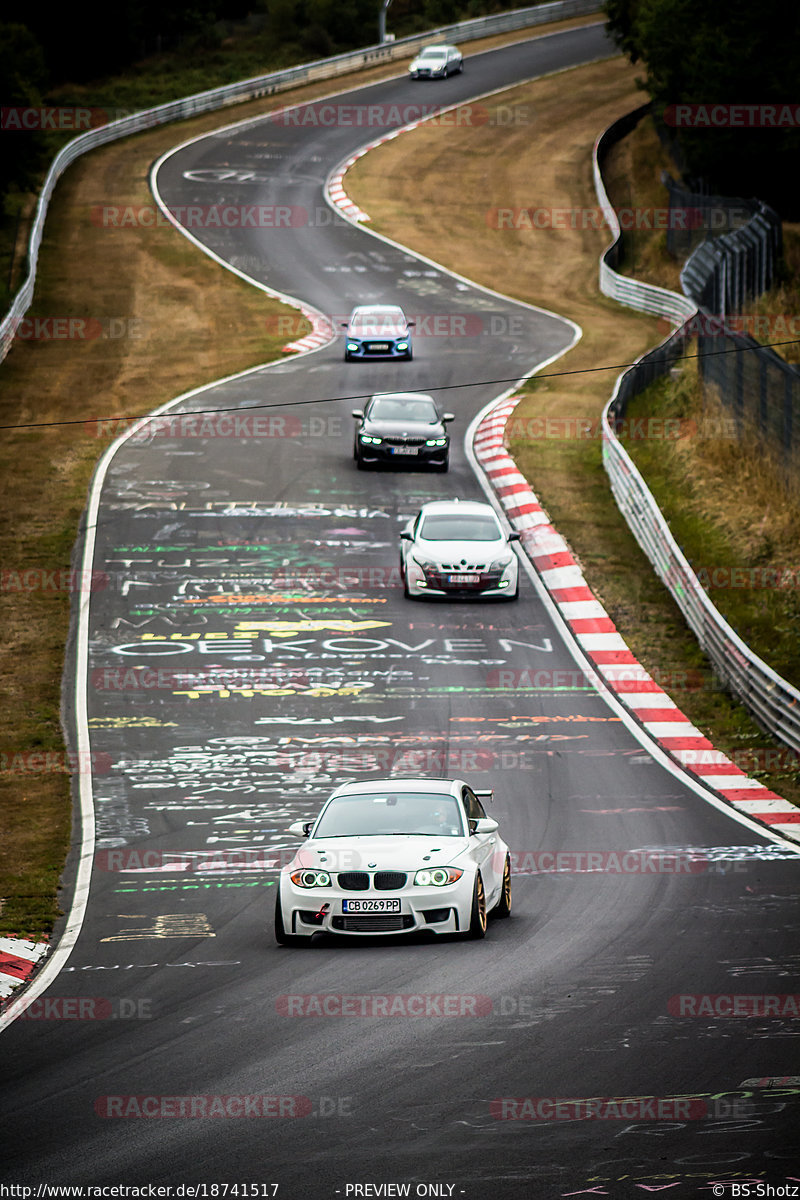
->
[391,446,418,455]
[342,898,401,913]
[448,573,480,584]
[367,343,390,351]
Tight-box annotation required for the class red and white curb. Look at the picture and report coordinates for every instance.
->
[328,152,373,224]
[475,394,800,845]
[0,938,49,1001]
[326,121,448,226]
[281,307,337,354]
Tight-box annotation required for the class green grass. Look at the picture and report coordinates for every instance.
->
[623,366,800,685]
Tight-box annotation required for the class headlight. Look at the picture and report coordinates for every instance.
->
[425,438,447,447]
[411,555,435,570]
[489,557,513,572]
[414,867,463,887]
[346,342,359,351]
[360,434,383,445]
[290,869,331,888]
[396,341,408,350]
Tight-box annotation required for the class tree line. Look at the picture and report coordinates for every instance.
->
[605,0,800,217]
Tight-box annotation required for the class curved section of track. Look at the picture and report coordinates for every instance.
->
[3,25,799,1198]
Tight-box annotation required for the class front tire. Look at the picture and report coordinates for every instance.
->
[274,890,298,945]
[466,872,487,939]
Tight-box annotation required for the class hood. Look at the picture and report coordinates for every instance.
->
[289,835,467,873]
[350,323,408,338]
[417,537,507,560]
[365,417,443,437]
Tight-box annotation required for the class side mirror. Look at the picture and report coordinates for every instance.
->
[340,321,349,328]
[400,530,413,541]
[352,409,364,419]
[289,820,313,837]
[469,817,499,835]
[406,320,416,327]
[508,531,521,542]
[443,413,456,423]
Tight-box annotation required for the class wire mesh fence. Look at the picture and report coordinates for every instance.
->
[663,175,762,261]
[696,327,800,475]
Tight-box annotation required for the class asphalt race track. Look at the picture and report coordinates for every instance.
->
[3,22,800,1198]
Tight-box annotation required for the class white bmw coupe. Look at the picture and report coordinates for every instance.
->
[274,778,511,944]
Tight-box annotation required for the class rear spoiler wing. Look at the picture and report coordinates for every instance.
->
[474,789,494,804]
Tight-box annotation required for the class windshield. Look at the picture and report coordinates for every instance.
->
[350,310,406,334]
[420,48,447,59]
[419,513,501,541]
[370,397,436,422]
[313,792,465,838]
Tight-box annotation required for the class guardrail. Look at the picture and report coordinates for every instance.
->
[0,0,602,365]
[594,108,800,754]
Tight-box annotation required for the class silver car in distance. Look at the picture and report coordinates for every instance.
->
[408,44,463,79]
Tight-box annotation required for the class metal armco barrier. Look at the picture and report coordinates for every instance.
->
[0,0,602,364]
[594,108,800,755]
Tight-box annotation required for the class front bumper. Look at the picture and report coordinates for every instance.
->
[358,442,447,466]
[345,341,411,360]
[405,565,517,598]
[280,880,469,937]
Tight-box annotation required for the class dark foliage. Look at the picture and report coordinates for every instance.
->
[605,0,800,217]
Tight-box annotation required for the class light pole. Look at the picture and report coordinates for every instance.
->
[379,0,393,43]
